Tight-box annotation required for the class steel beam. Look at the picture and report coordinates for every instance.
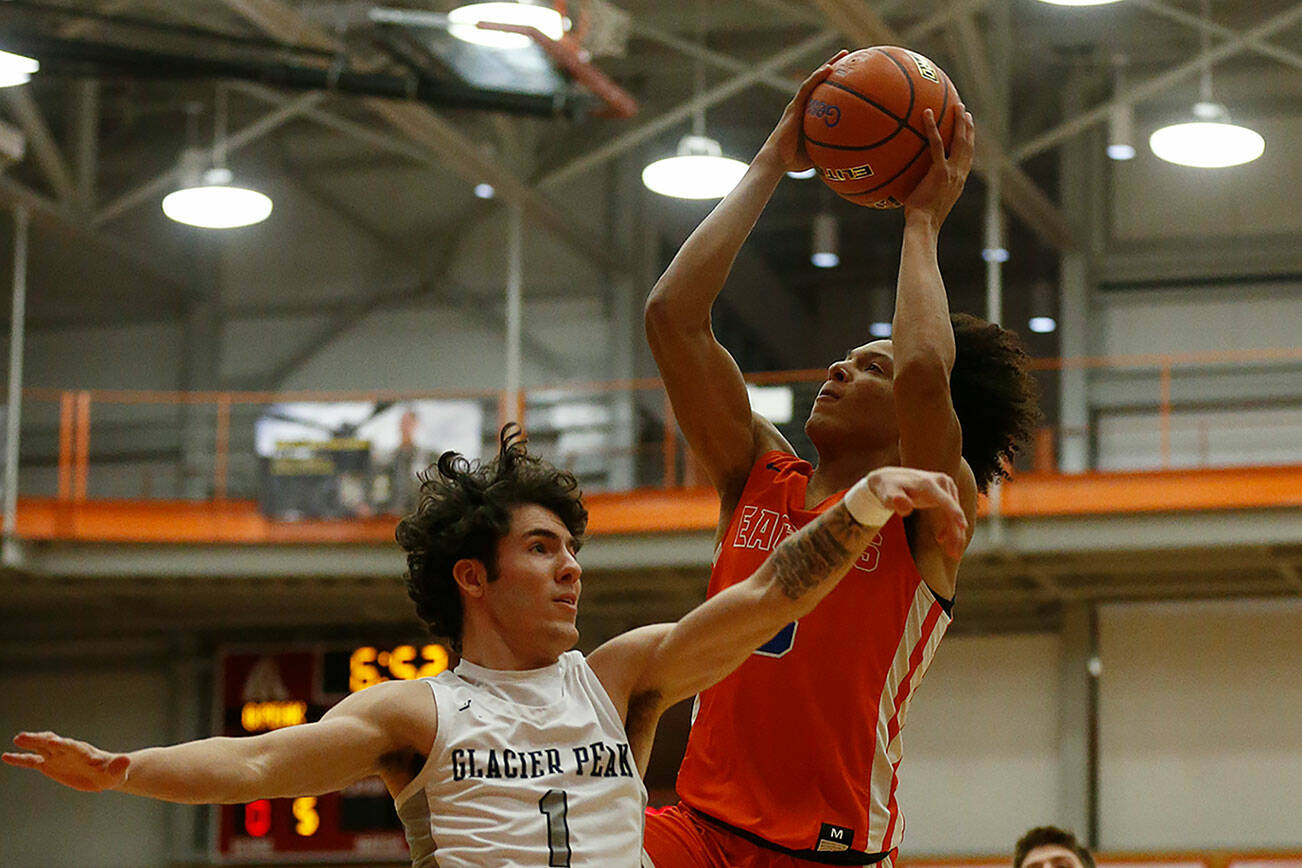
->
[241,169,576,388]
[92,90,325,227]
[539,30,839,190]
[1134,0,1302,73]
[805,0,1077,250]
[487,0,996,192]
[1,88,77,204]
[0,174,197,300]
[70,79,99,216]
[215,0,630,276]
[1014,3,1302,163]
[365,98,626,274]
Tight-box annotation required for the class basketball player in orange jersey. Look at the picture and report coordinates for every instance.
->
[6,426,967,866]
[641,55,1040,866]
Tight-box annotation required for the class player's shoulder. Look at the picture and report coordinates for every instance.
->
[336,677,438,725]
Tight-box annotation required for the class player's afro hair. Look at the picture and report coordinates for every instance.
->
[950,313,1041,492]
[395,423,588,652]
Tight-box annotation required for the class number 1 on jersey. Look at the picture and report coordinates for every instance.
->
[538,789,571,867]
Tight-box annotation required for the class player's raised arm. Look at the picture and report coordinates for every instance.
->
[893,105,975,484]
[3,679,434,804]
[644,52,847,497]
[588,465,967,769]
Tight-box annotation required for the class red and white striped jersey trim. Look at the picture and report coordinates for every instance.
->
[865,582,951,852]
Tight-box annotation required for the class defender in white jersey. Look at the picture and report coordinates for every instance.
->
[5,425,968,866]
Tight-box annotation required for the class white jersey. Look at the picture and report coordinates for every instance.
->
[394,651,648,867]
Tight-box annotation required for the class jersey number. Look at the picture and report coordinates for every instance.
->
[754,620,797,657]
[538,789,572,867]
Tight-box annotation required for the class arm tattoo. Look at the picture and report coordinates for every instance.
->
[770,504,867,600]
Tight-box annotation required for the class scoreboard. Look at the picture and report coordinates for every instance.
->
[214,643,450,862]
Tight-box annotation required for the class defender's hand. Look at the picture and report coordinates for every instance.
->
[865,466,968,559]
[4,731,130,792]
[760,50,849,172]
[902,104,975,228]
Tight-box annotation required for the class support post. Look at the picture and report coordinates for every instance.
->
[1057,603,1101,845]
[1058,70,1096,473]
[58,391,74,500]
[74,391,90,501]
[606,158,638,491]
[503,202,524,431]
[3,205,29,564]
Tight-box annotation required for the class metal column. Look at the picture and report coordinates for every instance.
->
[504,201,524,428]
[3,205,29,566]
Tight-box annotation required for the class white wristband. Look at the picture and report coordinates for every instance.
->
[843,477,894,527]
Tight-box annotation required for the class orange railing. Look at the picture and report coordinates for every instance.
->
[16,346,1302,506]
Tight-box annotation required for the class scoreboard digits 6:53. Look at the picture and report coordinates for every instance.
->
[214,643,449,863]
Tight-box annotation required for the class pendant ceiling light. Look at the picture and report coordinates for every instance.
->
[810,212,839,268]
[0,49,39,88]
[163,92,273,229]
[1107,56,1135,161]
[447,2,566,49]
[1149,0,1263,169]
[1028,281,1057,334]
[1149,101,1264,168]
[641,0,748,200]
[163,166,273,229]
[642,135,748,199]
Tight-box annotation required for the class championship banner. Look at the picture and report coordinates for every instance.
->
[256,400,483,519]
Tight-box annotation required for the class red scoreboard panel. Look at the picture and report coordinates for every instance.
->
[214,643,449,863]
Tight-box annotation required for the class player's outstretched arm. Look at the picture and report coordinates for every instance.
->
[893,104,974,482]
[3,679,434,804]
[644,51,847,498]
[589,465,966,770]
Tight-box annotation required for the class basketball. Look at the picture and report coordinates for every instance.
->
[803,46,961,208]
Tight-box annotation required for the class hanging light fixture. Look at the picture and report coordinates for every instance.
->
[1028,281,1057,334]
[811,212,839,268]
[642,135,748,199]
[642,0,748,200]
[0,49,39,88]
[447,2,566,49]
[163,92,272,229]
[1107,56,1135,161]
[1149,0,1263,169]
[1150,102,1263,168]
[869,287,893,338]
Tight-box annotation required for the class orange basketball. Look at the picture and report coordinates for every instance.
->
[803,46,961,208]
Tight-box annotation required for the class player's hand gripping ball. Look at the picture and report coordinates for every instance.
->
[803,46,961,208]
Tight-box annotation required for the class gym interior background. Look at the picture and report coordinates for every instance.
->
[0,0,1298,865]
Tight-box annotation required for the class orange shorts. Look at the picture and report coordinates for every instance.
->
[643,802,895,868]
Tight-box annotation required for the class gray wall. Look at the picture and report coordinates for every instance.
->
[2,599,1299,864]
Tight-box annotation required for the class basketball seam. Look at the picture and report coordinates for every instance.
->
[804,80,909,151]
[841,138,931,200]
[877,47,918,136]
[811,48,958,201]
[848,55,955,199]
[804,83,930,153]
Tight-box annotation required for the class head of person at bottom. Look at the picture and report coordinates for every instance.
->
[805,312,1041,492]
[396,423,588,670]
[1014,825,1096,868]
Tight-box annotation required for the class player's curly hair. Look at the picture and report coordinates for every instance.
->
[395,423,588,652]
[950,312,1041,492]
[1014,826,1095,868]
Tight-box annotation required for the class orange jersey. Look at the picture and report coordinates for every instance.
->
[674,451,952,861]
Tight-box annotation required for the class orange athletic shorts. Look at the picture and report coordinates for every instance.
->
[643,802,896,868]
